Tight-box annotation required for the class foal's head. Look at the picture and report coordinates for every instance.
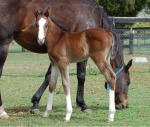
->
[35,8,51,45]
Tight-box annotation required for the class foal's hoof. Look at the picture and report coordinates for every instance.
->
[64,119,70,122]
[107,119,114,123]
[0,114,9,119]
[29,109,40,114]
[43,111,50,118]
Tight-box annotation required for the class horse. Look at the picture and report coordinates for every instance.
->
[0,0,132,119]
[35,8,117,122]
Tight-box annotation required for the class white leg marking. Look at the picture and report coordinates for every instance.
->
[43,92,54,117]
[59,65,72,121]
[65,92,73,121]
[38,18,47,45]
[108,89,116,121]
[43,65,59,118]
[0,106,9,119]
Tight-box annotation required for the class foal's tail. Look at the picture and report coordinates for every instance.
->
[109,32,118,60]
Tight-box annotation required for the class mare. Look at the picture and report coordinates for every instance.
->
[0,0,132,119]
[35,9,116,122]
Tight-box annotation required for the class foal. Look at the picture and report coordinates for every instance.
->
[35,9,116,122]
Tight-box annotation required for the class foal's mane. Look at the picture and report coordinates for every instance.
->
[51,18,68,32]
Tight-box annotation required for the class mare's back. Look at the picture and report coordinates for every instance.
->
[0,0,27,40]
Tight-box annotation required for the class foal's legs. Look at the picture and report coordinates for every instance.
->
[31,60,88,113]
[43,65,59,117]
[58,64,72,121]
[91,54,116,122]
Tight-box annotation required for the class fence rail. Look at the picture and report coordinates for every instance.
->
[108,17,150,55]
[109,17,150,24]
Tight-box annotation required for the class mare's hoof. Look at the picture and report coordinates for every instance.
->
[116,104,128,110]
[29,109,40,114]
[122,104,128,109]
[0,114,9,119]
[82,109,91,113]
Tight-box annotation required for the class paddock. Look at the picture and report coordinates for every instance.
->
[0,43,149,126]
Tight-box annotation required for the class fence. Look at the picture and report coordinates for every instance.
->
[109,17,150,55]
[110,17,150,72]
[116,27,150,55]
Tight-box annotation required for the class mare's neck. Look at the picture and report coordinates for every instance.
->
[45,19,64,49]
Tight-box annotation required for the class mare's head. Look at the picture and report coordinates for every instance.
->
[35,8,51,45]
[115,59,132,109]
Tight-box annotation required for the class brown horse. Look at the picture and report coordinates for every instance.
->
[35,8,117,122]
[0,0,132,119]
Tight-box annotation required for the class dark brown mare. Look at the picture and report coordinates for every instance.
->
[0,0,132,119]
[35,8,116,122]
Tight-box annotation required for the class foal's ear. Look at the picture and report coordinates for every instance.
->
[34,8,39,17]
[44,7,51,18]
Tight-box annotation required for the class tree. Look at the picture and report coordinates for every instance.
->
[95,0,150,16]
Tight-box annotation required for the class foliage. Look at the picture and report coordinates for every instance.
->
[95,0,150,16]
[132,23,150,27]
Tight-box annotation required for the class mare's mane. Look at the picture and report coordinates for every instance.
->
[96,5,124,65]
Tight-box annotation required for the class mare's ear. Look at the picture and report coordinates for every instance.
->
[125,59,133,71]
[44,7,51,18]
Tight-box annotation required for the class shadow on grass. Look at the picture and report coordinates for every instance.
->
[3,105,109,124]
[5,104,108,114]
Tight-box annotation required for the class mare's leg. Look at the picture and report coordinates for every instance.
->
[0,93,9,119]
[91,54,116,122]
[43,64,59,117]
[76,60,89,112]
[0,42,10,77]
[0,41,11,119]
[30,64,51,114]
[59,64,72,122]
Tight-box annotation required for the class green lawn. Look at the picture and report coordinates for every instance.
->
[0,43,150,126]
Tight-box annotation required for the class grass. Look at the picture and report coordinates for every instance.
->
[0,43,150,126]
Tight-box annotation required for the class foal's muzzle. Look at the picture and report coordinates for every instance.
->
[38,38,45,45]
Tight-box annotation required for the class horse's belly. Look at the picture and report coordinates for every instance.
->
[14,26,47,53]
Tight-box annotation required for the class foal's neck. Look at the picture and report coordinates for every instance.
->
[46,19,64,49]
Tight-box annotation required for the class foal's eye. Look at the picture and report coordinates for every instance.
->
[45,25,48,28]
[36,24,39,28]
